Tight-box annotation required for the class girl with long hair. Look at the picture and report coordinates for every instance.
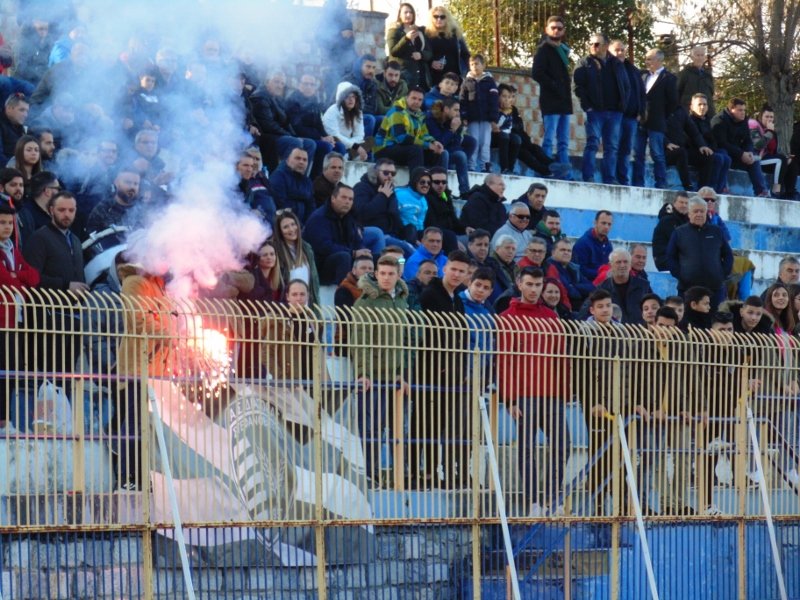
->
[10,134,42,183]
[272,209,320,306]
[245,240,284,303]
[322,84,368,161]
[386,2,431,89]
[764,282,797,333]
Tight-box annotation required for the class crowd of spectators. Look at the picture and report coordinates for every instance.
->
[0,6,796,505]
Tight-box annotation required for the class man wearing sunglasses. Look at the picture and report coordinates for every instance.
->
[489,201,533,261]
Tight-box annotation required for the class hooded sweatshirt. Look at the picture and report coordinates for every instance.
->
[322,82,365,149]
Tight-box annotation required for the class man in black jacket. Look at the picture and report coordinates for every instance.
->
[581,249,652,324]
[632,48,678,189]
[0,94,29,166]
[711,97,768,197]
[666,196,733,310]
[688,93,731,192]
[458,174,507,236]
[249,70,316,173]
[425,166,464,253]
[573,33,629,184]
[352,159,414,255]
[651,192,689,271]
[610,40,646,186]
[665,106,711,191]
[417,250,470,488]
[285,73,340,178]
[532,16,572,164]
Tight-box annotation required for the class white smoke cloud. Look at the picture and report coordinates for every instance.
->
[43,0,337,297]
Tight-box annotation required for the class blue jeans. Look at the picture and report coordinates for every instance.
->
[356,386,393,478]
[542,113,571,164]
[582,110,622,184]
[467,121,493,170]
[732,156,768,195]
[517,396,566,508]
[442,148,470,196]
[633,127,667,188]
[616,116,638,185]
[712,150,732,192]
[362,226,386,256]
[383,235,415,257]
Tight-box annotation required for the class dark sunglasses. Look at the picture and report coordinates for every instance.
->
[431,179,447,185]
[433,14,446,20]
[418,179,431,186]
[512,214,531,220]
[380,170,396,176]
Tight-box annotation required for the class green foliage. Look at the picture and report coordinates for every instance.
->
[446,0,654,68]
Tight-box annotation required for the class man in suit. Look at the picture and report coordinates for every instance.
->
[632,48,678,189]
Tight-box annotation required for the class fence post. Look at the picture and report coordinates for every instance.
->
[493,0,501,66]
[735,364,749,600]
[312,333,328,600]
[471,345,482,600]
[610,356,622,600]
[139,330,154,600]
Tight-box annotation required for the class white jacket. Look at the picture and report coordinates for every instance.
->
[322,82,365,149]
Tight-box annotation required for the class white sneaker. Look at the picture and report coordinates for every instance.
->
[788,468,800,488]
[707,438,732,453]
[748,471,763,486]
[528,502,545,517]
[704,504,723,516]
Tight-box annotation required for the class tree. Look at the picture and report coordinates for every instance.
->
[446,0,653,69]
[653,0,800,153]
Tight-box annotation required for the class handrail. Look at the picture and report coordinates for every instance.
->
[479,395,521,600]
[617,414,660,600]
[747,404,788,600]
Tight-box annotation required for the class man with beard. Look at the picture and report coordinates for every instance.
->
[34,128,55,169]
[0,167,24,209]
[85,167,141,235]
[532,16,572,164]
[19,171,59,243]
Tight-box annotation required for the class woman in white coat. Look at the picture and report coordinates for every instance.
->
[322,83,369,161]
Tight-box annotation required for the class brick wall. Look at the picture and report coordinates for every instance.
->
[350,11,589,156]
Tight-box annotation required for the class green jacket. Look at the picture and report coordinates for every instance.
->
[351,273,409,381]
[374,97,436,152]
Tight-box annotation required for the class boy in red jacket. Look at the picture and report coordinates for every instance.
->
[498,266,567,516]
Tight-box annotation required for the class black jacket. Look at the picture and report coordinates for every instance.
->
[677,65,716,116]
[532,41,573,115]
[679,306,713,332]
[0,111,24,166]
[619,59,646,119]
[419,277,468,380]
[573,54,629,113]
[249,85,295,136]
[23,222,84,290]
[666,222,733,292]
[352,171,403,236]
[285,90,327,140]
[304,201,364,264]
[711,109,753,162]
[725,300,774,334]
[424,189,464,234]
[651,204,689,271]
[641,69,678,132]
[459,184,507,236]
[690,113,717,150]
[666,106,706,148]
[579,275,652,325]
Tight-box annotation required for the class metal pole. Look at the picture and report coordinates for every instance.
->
[746,405,788,600]
[479,396,521,600]
[148,388,197,600]
[617,415,661,600]
[493,0,501,66]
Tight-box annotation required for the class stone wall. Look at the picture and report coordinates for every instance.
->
[349,11,589,155]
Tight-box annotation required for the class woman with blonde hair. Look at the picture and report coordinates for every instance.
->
[425,5,470,87]
[272,209,320,306]
[245,240,284,303]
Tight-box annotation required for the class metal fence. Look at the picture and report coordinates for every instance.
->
[0,287,797,598]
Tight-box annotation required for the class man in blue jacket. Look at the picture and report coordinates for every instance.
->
[573,209,614,281]
[573,33,629,184]
[666,196,733,310]
[269,147,315,223]
[304,183,373,285]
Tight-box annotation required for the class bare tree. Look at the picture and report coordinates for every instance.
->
[657,0,800,153]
